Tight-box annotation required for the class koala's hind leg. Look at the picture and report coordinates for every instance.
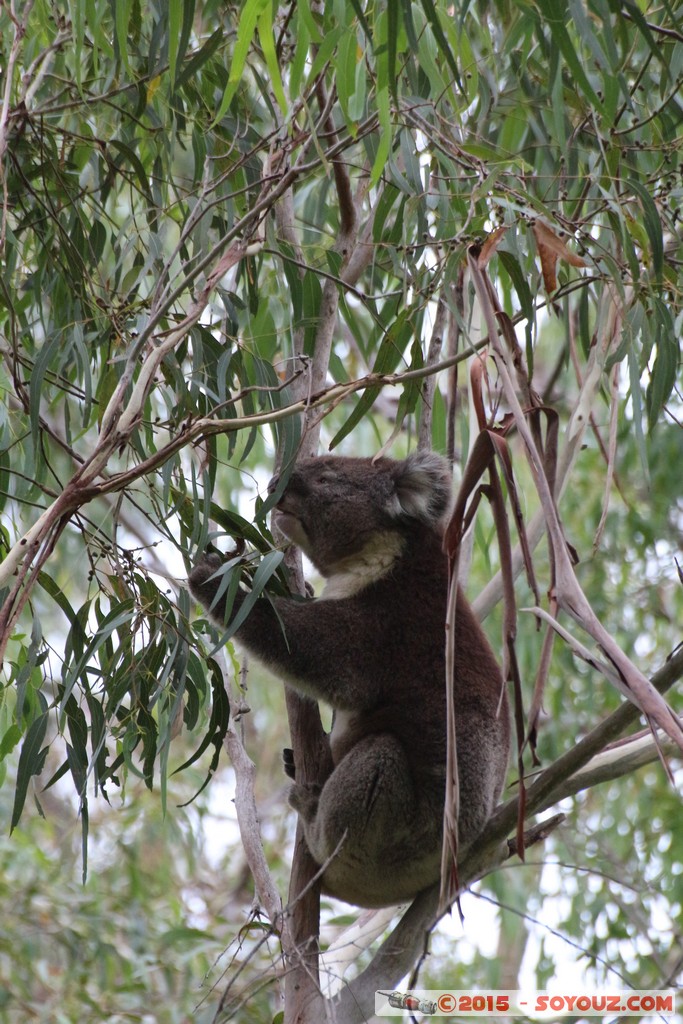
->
[289,734,440,907]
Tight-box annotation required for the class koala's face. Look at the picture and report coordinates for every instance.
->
[269,453,452,577]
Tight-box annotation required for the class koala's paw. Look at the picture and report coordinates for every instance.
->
[283,747,296,780]
[288,782,322,823]
[188,551,224,592]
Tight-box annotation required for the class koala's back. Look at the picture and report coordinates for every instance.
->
[318,522,508,847]
[189,451,510,907]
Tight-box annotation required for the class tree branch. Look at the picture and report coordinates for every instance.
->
[418,296,447,450]
[219,652,285,931]
[281,73,363,1024]
[331,645,683,1023]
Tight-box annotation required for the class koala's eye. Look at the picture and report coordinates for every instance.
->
[315,470,338,485]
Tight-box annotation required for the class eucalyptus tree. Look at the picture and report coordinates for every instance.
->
[0,1,681,1022]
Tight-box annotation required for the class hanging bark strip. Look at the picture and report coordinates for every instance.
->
[466,245,683,761]
[441,399,538,911]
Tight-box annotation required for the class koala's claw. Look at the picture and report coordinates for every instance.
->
[283,747,296,779]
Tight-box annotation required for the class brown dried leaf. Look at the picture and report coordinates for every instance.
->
[532,220,587,293]
[477,226,509,268]
[469,353,489,431]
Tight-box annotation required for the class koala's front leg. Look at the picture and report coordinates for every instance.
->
[188,552,231,621]
[189,550,288,642]
[189,550,378,710]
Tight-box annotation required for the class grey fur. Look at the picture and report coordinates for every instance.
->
[188,451,510,908]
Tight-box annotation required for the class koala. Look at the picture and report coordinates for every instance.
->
[188,451,510,908]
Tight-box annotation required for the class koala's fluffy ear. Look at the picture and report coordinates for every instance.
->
[391,451,453,526]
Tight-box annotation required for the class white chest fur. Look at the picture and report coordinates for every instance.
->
[329,708,357,764]
[330,708,354,746]
[320,532,404,600]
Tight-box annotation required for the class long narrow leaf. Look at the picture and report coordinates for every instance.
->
[628,178,664,282]
[212,0,267,124]
[419,0,463,92]
[536,0,605,116]
[11,713,49,832]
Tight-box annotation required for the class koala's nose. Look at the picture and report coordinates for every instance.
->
[267,473,280,495]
